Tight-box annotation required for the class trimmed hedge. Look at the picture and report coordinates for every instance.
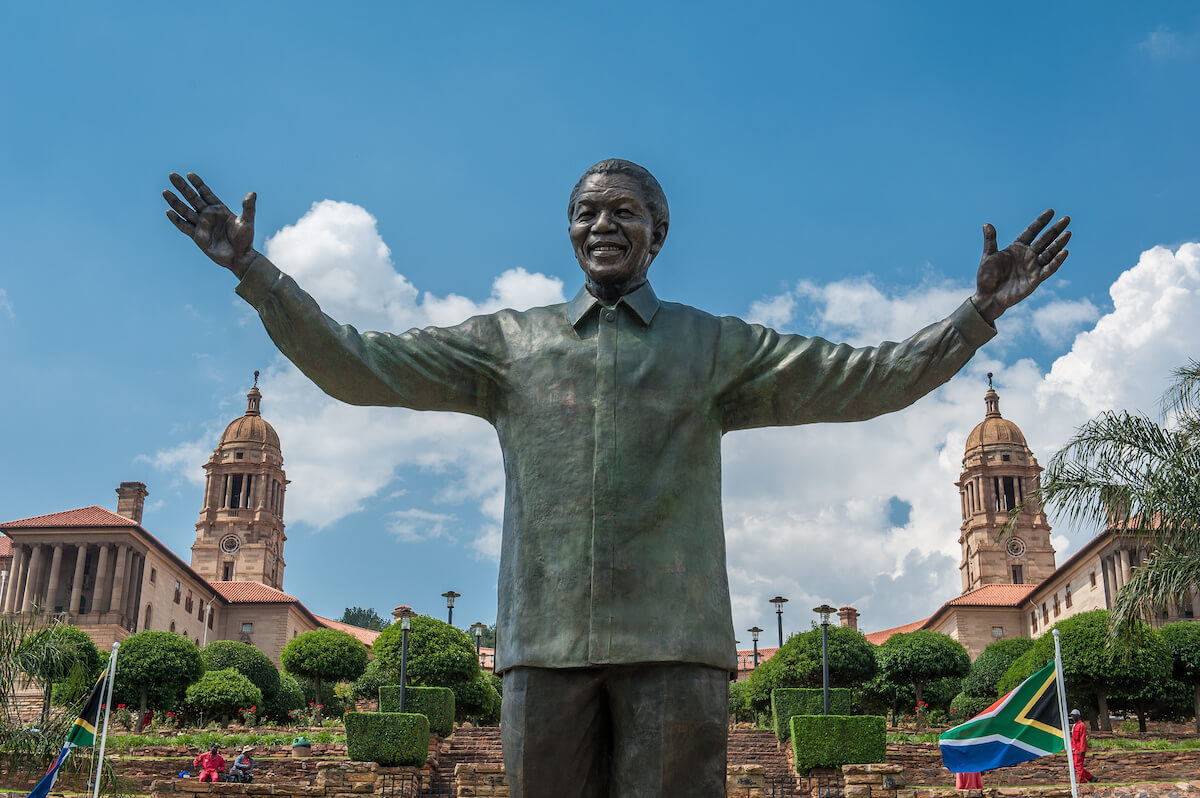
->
[378,685,455,737]
[791,715,885,775]
[345,711,429,766]
[772,688,853,741]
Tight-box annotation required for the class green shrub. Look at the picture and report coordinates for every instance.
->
[264,672,306,722]
[791,715,885,775]
[201,640,280,700]
[771,688,852,741]
[378,685,455,737]
[450,674,500,724]
[345,711,429,766]
[185,668,263,723]
[948,692,994,721]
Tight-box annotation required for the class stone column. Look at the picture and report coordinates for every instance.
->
[69,545,88,614]
[109,545,128,622]
[93,544,112,615]
[21,545,45,613]
[45,544,65,613]
[11,546,31,613]
[223,475,232,508]
[1191,591,1200,619]
[1120,548,1133,586]
[125,552,142,627]
[3,545,27,612]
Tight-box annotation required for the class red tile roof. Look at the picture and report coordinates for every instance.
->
[864,618,929,646]
[314,615,382,647]
[210,581,301,604]
[944,583,1038,607]
[0,506,137,529]
[0,535,12,558]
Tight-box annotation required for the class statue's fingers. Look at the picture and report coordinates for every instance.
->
[163,190,199,224]
[1016,209,1054,245]
[1038,230,1071,265]
[982,223,999,256]
[166,209,197,237]
[1032,215,1070,254]
[187,172,223,207]
[241,192,257,226]
[170,172,206,212]
[1041,249,1068,279]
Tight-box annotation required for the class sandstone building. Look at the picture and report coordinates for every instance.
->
[0,382,379,666]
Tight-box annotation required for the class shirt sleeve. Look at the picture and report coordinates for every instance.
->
[235,254,504,420]
[717,300,995,431]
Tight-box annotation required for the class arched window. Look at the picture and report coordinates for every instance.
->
[170,621,176,633]
[144,604,153,631]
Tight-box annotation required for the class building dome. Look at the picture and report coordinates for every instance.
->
[219,386,280,450]
[964,386,1027,452]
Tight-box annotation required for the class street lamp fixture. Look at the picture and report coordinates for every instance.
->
[470,622,487,665]
[393,605,418,711]
[769,596,788,648]
[442,590,461,627]
[748,626,763,668]
[813,604,837,714]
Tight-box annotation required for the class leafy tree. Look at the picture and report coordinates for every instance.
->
[1160,621,1200,732]
[857,672,962,721]
[744,625,877,714]
[997,610,1171,731]
[339,606,388,632]
[876,630,969,707]
[281,629,368,714]
[374,615,479,688]
[18,624,102,725]
[728,681,754,724]
[452,672,502,724]
[1030,360,1200,640]
[352,657,390,702]
[201,640,280,701]
[962,637,1034,698]
[264,672,305,723]
[185,668,263,725]
[115,630,205,731]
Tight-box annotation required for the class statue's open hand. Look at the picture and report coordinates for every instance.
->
[164,172,258,279]
[971,209,1070,324]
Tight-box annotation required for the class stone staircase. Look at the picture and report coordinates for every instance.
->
[433,726,794,783]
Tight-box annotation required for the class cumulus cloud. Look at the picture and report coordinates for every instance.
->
[147,198,1200,637]
[1031,298,1100,346]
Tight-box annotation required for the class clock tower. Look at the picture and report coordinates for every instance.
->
[956,376,1056,593]
[191,376,288,588]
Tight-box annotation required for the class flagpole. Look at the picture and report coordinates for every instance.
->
[91,642,120,798]
[1052,630,1078,798]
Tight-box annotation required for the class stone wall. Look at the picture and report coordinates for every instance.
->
[842,764,1200,798]
[892,745,1200,787]
[148,761,427,798]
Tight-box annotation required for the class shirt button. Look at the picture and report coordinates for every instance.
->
[603,311,616,323]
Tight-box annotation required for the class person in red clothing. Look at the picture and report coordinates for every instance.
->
[1069,709,1094,784]
[193,744,226,782]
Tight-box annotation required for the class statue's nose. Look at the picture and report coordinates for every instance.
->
[593,210,616,231]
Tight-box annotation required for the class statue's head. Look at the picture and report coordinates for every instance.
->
[568,159,669,296]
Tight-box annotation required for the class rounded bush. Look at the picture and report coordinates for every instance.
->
[202,640,280,700]
[264,672,305,722]
[281,628,368,708]
[186,668,263,722]
[373,616,478,688]
[115,630,205,715]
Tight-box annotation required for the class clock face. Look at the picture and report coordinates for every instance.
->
[1006,537,1027,558]
[220,535,241,554]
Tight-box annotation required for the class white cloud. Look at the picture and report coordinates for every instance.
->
[0,288,13,319]
[1031,298,1100,346]
[1138,25,1193,60]
[388,508,458,542]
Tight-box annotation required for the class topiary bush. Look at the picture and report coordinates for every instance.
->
[450,673,500,724]
[264,672,305,723]
[771,688,852,741]
[345,711,429,766]
[281,628,368,712]
[791,715,885,775]
[949,691,995,721]
[378,685,455,737]
[115,630,205,730]
[201,640,280,701]
[185,668,263,725]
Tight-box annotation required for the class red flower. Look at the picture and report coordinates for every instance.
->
[117,704,125,709]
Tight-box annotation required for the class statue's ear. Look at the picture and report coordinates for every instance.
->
[650,221,669,255]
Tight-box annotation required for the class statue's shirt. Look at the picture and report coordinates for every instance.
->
[237,255,995,672]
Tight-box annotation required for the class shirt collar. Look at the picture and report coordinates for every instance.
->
[568,282,661,329]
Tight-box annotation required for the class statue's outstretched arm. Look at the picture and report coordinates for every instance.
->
[163,172,259,279]
[970,209,1070,324]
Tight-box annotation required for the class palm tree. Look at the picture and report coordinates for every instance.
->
[1033,360,1200,641]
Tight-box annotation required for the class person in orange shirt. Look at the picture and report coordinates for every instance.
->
[1070,709,1094,784]
[193,744,226,783]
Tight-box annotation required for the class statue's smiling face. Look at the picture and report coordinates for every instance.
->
[569,173,666,291]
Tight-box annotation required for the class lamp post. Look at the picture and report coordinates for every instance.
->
[769,596,788,648]
[393,605,417,711]
[813,604,837,714]
[441,590,460,627]
[748,626,763,668]
[470,622,486,668]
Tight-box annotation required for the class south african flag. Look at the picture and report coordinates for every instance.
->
[25,669,107,798]
[939,661,1064,773]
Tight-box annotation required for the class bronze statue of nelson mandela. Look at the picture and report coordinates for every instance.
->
[164,160,1069,797]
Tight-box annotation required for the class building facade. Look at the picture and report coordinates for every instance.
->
[0,383,378,667]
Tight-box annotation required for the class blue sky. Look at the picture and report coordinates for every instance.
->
[2,3,1199,638]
